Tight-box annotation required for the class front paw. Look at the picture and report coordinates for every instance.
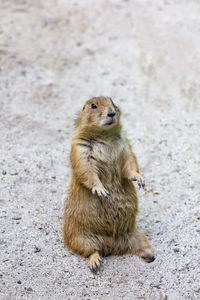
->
[131,174,145,189]
[92,185,110,199]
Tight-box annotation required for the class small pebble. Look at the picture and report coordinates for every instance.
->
[17,280,22,284]
[10,171,18,176]
[160,290,167,299]
[12,217,21,220]
[34,246,41,253]
[2,170,7,175]
[173,247,180,253]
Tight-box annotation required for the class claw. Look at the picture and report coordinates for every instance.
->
[131,175,145,190]
[90,260,101,273]
[101,191,110,199]
[103,191,110,199]
[91,268,97,273]
[131,177,137,181]
[92,189,97,196]
[89,252,101,273]
[92,186,110,199]
[145,254,155,263]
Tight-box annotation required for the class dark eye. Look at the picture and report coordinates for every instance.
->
[91,104,97,109]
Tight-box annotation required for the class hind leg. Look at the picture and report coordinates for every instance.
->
[67,234,103,272]
[128,230,155,263]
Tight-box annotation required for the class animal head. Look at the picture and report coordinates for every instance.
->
[78,97,121,131]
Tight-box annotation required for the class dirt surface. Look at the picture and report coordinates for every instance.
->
[0,0,200,299]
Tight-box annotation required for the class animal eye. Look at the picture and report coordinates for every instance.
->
[91,104,97,109]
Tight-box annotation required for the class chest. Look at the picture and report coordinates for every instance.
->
[92,138,126,164]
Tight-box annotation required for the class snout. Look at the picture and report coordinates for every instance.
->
[107,107,116,118]
[100,106,117,126]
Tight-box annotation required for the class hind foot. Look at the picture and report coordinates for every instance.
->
[129,230,155,263]
[138,250,155,263]
[89,251,101,273]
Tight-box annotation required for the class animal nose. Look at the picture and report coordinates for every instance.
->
[107,108,116,117]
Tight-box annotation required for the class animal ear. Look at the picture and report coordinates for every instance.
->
[111,99,117,109]
[111,99,115,106]
[111,99,121,114]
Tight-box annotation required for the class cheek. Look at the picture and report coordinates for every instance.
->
[99,108,107,117]
[87,113,99,124]
[87,115,93,123]
[116,111,120,118]
[86,111,105,125]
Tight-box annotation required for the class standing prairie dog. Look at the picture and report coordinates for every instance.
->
[62,96,155,272]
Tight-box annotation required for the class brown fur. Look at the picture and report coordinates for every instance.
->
[62,96,155,272]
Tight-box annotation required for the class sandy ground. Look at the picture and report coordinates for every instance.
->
[0,0,200,299]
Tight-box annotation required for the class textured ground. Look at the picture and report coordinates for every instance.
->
[0,0,200,299]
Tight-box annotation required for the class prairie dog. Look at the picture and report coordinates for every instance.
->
[62,96,154,272]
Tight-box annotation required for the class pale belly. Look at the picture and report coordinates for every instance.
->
[92,177,137,237]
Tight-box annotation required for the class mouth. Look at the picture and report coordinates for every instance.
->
[101,117,116,126]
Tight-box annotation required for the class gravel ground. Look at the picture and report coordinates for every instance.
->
[0,0,200,299]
